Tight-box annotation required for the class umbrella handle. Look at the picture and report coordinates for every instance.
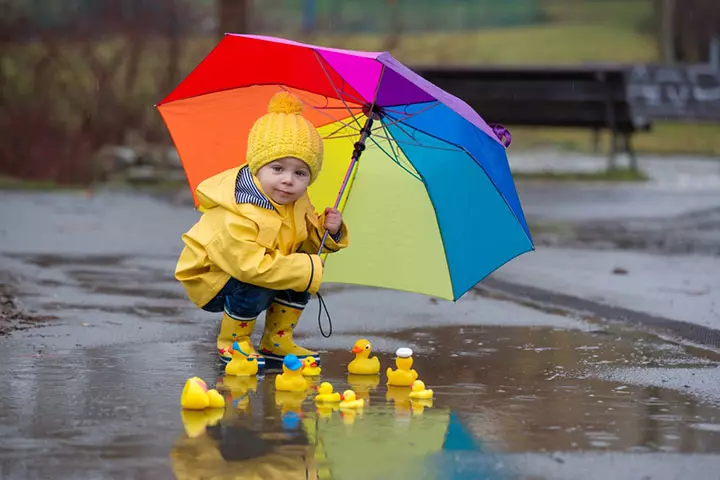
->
[317,113,376,255]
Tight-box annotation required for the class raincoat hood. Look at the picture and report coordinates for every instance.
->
[195,165,274,214]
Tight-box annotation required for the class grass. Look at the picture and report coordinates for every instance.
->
[514,167,649,182]
[509,123,720,156]
[308,23,657,65]
[6,0,714,188]
[541,0,653,28]
[0,175,80,191]
[307,21,720,158]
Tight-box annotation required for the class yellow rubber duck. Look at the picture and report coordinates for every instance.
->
[348,338,381,375]
[409,380,434,399]
[181,376,226,410]
[217,374,258,413]
[180,408,225,438]
[386,385,412,414]
[340,408,362,425]
[275,390,308,416]
[217,374,258,397]
[347,373,380,402]
[314,382,341,403]
[301,356,322,377]
[386,347,419,387]
[224,340,259,376]
[316,403,339,419]
[339,389,364,409]
[411,398,434,415]
[275,354,309,392]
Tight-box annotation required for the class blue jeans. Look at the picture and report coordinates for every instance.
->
[202,278,310,318]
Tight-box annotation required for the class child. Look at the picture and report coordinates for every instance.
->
[175,92,349,366]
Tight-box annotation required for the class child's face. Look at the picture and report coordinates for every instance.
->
[256,157,312,205]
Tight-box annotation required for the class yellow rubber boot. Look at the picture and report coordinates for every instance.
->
[259,301,319,363]
[217,312,265,368]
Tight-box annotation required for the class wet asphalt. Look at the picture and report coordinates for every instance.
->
[1,178,720,479]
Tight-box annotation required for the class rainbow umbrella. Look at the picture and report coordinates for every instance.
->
[157,34,533,301]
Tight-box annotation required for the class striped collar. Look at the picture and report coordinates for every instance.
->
[235,166,275,211]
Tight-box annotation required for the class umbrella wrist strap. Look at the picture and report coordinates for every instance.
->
[316,293,332,338]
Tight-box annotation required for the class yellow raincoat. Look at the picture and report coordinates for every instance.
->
[175,166,349,307]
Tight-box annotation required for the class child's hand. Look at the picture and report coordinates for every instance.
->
[324,207,342,235]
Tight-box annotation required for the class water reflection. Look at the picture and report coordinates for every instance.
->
[171,369,499,480]
[167,323,720,479]
[3,319,720,478]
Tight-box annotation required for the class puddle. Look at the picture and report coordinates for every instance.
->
[2,248,720,478]
[167,328,720,479]
[5,316,720,480]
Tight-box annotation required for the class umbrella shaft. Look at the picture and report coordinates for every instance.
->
[317,114,375,255]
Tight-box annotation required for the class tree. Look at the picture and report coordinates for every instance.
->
[218,0,249,38]
[656,0,720,63]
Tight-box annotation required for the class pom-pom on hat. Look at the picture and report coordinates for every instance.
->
[246,92,324,183]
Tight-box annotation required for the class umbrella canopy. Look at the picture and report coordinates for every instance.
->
[157,34,533,301]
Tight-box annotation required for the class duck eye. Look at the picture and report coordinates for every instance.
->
[365,345,370,349]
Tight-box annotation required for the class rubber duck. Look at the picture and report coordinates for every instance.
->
[314,382,341,403]
[302,356,322,377]
[411,398,434,415]
[339,389,364,409]
[348,338,381,375]
[217,374,258,412]
[180,408,225,438]
[316,403,339,419]
[225,340,259,376]
[217,374,258,397]
[386,347,419,387]
[275,354,309,392]
[347,373,379,402]
[386,385,412,414]
[409,380,434,399]
[275,390,308,416]
[181,376,226,410]
[340,408,362,425]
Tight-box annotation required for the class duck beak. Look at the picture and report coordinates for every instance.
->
[311,361,318,367]
[351,346,362,353]
[340,394,345,401]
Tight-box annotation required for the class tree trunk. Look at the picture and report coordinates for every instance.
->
[382,0,401,52]
[659,0,675,64]
[218,0,249,38]
[672,0,720,63]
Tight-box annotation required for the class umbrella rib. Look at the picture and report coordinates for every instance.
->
[326,131,462,153]
[379,121,426,179]
[310,51,368,106]
[380,114,535,248]
[311,50,365,130]
[322,122,358,140]
[381,102,441,129]
[379,120,401,164]
[379,115,425,147]
[368,136,422,181]
[320,62,388,146]
[277,85,363,136]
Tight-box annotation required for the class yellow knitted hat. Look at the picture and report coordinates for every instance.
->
[246,92,324,183]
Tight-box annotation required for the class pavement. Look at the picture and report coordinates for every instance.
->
[490,153,720,338]
[1,153,720,479]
